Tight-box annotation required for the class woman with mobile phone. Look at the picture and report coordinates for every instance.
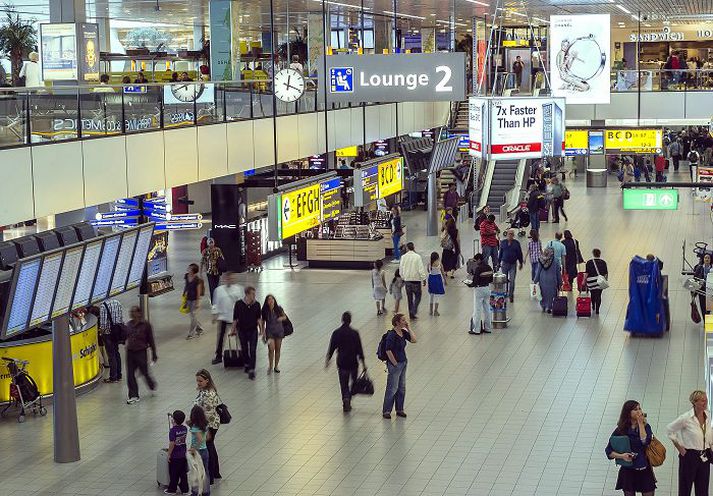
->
[605,400,656,496]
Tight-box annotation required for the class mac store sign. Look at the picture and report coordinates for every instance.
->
[325,53,466,104]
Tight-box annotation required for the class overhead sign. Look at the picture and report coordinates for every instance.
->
[378,157,404,198]
[469,97,566,160]
[605,129,662,154]
[320,178,342,222]
[336,146,358,158]
[280,183,321,239]
[622,189,678,210]
[550,15,610,104]
[325,53,466,104]
[565,130,589,156]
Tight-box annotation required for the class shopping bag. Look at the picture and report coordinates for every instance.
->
[530,283,541,301]
[562,271,572,291]
[179,295,190,314]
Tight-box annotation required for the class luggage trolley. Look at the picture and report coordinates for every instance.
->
[0,357,46,423]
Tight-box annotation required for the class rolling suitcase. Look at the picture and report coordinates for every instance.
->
[157,414,171,487]
[576,293,592,318]
[539,206,549,222]
[577,272,588,292]
[552,294,568,317]
[223,334,244,368]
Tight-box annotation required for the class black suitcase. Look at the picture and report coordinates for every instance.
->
[552,295,568,317]
[223,334,244,368]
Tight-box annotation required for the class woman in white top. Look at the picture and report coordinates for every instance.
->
[372,259,387,316]
[666,390,713,496]
[19,52,41,88]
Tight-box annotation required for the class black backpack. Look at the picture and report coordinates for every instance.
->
[376,331,391,361]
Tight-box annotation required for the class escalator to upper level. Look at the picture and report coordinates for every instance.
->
[485,160,519,212]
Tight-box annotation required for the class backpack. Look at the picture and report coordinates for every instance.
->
[376,331,391,362]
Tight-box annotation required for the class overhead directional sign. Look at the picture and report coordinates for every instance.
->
[623,189,678,210]
[326,53,466,104]
[281,183,321,239]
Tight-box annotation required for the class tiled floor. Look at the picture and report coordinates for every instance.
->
[0,169,709,496]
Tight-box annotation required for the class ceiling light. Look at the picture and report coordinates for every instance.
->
[511,11,528,18]
[383,10,426,20]
[631,14,640,21]
[464,0,490,5]
[436,19,468,26]
[616,4,631,14]
[644,23,651,27]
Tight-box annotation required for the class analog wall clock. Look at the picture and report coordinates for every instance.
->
[274,68,305,102]
[170,83,205,103]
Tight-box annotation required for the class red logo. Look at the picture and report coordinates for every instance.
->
[470,141,482,152]
[491,142,541,154]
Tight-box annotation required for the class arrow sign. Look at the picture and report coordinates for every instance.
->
[155,222,203,231]
[96,210,141,220]
[659,194,673,206]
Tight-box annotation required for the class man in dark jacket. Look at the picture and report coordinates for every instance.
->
[498,229,524,302]
[527,185,544,232]
[326,312,365,412]
[469,254,494,335]
[125,306,157,404]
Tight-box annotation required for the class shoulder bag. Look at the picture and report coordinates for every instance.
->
[215,392,231,425]
[282,311,294,337]
[102,302,128,344]
[592,260,609,290]
[646,435,666,467]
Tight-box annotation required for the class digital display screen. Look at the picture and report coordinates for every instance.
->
[4,258,41,337]
[28,251,63,327]
[109,230,138,296]
[128,226,156,287]
[52,245,83,318]
[320,178,342,222]
[72,239,103,310]
[360,165,378,206]
[91,234,121,304]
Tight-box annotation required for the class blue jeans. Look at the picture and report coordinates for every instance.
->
[190,448,210,496]
[531,262,538,282]
[392,234,401,260]
[383,361,407,414]
[500,262,517,298]
[529,212,540,233]
[482,245,498,270]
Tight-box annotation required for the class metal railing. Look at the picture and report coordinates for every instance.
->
[0,78,377,150]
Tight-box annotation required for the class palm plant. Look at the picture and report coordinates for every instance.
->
[0,4,37,84]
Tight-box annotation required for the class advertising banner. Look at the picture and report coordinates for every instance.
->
[468,97,487,155]
[40,23,78,80]
[78,23,99,82]
[605,129,663,154]
[550,14,610,104]
[326,53,466,104]
[378,157,404,198]
[565,129,589,156]
[280,183,321,239]
[209,0,233,81]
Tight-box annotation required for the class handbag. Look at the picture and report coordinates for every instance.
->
[215,394,231,425]
[102,302,128,344]
[351,369,375,396]
[645,435,666,467]
[691,296,702,324]
[179,295,190,314]
[283,315,294,336]
[592,259,609,290]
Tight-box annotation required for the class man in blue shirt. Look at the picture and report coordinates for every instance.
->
[547,232,567,270]
[498,229,523,302]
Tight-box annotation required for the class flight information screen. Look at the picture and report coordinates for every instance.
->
[3,257,41,337]
[127,226,155,289]
[109,230,138,296]
[91,234,121,304]
[28,251,63,327]
[71,239,103,310]
[51,245,83,318]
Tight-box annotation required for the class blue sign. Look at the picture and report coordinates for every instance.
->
[90,218,139,227]
[148,212,168,222]
[330,67,354,93]
[97,210,141,220]
[244,169,256,177]
[123,85,147,94]
[115,198,139,207]
[168,213,203,222]
[155,222,203,231]
[320,177,342,192]
[144,200,167,212]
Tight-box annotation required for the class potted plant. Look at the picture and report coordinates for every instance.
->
[0,5,37,85]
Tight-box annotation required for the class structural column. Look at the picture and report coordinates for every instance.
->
[53,316,80,463]
[49,0,86,23]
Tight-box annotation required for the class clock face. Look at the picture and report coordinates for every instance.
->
[274,68,305,103]
[170,83,205,103]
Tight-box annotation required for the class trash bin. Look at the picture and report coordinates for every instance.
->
[586,168,608,188]
[491,272,510,329]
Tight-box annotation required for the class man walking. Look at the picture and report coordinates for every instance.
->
[513,55,524,90]
[231,286,262,380]
[547,232,567,270]
[469,253,494,335]
[399,242,427,319]
[125,306,157,404]
[325,311,366,413]
[669,138,683,171]
[498,229,524,302]
[688,146,701,181]
[480,214,500,270]
[211,272,243,365]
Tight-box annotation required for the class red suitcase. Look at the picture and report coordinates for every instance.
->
[577,272,588,292]
[576,294,592,317]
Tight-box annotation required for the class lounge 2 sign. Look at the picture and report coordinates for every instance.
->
[326,53,466,104]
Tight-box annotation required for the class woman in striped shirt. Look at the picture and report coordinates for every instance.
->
[585,248,609,315]
[525,229,543,282]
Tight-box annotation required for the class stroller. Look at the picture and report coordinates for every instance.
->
[507,203,530,237]
[0,357,46,423]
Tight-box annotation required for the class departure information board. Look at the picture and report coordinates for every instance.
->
[320,177,342,222]
[127,225,155,289]
[72,239,103,310]
[51,244,83,318]
[359,165,378,206]
[109,230,138,296]
[3,257,41,338]
[28,251,64,327]
[91,234,121,304]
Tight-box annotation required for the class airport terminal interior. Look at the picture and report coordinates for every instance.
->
[2,0,713,495]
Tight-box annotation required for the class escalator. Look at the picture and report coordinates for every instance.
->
[485,160,519,211]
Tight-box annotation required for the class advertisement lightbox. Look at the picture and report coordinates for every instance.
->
[78,23,100,82]
[468,97,487,155]
[40,23,78,81]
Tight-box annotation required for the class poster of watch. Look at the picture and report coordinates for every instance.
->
[549,14,611,104]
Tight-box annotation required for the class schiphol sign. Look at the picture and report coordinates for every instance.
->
[325,52,466,104]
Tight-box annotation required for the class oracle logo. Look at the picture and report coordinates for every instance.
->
[502,144,532,152]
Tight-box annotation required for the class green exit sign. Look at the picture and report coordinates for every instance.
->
[623,189,678,210]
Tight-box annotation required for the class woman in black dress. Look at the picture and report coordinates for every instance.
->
[562,230,584,288]
[440,219,460,278]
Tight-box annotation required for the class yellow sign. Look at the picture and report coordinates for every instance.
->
[378,157,404,199]
[0,325,100,402]
[280,183,321,239]
[565,130,588,151]
[336,146,358,158]
[605,129,662,153]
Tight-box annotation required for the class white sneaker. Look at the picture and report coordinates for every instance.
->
[126,397,140,404]
[186,334,195,340]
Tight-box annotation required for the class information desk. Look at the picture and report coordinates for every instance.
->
[0,315,100,403]
[306,238,385,269]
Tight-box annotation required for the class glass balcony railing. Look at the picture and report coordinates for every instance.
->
[0,79,374,149]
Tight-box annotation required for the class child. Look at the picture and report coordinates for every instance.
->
[389,269,404,313]
[371,260,387,316]
[188,405,210,496]
[166,410,189,495]
[427,252,446,316]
